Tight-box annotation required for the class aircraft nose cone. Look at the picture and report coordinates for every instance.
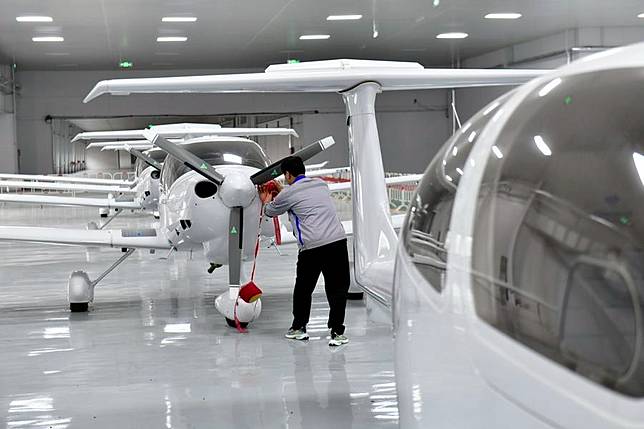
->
[219,173,256,208]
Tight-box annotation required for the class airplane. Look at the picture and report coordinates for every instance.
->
[79,53,644,429]
[0,57,567,426]
[0,124,299,219]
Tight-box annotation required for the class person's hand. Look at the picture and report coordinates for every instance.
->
[259,189,273,204]
[274,180,283,192]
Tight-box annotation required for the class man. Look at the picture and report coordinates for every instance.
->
[261,156,350,346]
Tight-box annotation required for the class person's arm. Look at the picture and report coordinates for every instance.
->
[263,187,291,217]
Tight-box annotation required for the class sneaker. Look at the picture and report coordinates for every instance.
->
[328,332,349,346]
[285,328,309,340]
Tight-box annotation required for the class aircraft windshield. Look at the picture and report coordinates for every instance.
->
[471,68,644,397]
[135,149,167,176]
[161,139,270,191]
[401,92,512,293]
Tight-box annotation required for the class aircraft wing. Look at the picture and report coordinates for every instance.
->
[0,226,171,249]
[0,194,141,209]
[278,214,406,246]
[0,173,133,186]
[73,127,298,142]
[327,174,422,192]
[84,59,549,102]
[0,180,136,194]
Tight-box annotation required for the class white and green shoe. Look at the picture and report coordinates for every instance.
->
[329,332,349,346]
[285,328,309,340]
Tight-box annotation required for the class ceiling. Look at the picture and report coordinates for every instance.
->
[1,0,643,70]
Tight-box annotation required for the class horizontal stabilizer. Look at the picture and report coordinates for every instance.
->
[278,214,406,245]
[0,226,171,249]
[0,194,141,209]
[328,174,422,192]
[84,59,549,102]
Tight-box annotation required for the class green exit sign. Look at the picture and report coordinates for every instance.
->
[119,60,134,69]
[287,59,300,64]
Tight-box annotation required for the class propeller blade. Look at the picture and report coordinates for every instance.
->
[250,136,335,185]
[228,207,243,286]
[124,145,162,171]
[142,129,225,185]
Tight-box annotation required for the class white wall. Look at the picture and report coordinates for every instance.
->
[0,114,17,173]
[15,68,449,174]
[85,147,118,171]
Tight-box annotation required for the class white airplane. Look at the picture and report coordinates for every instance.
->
[81,54,644,428]
[0,124,299,219]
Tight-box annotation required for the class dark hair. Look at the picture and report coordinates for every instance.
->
[280,156,305,177]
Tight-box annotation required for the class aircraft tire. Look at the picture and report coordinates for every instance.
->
[70,302,89,313]
[225,317,248,329]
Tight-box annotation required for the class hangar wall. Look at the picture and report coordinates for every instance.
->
[14,68,450,174]
[456,26,644,121]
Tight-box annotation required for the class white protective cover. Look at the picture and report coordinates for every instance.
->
[0,173,133,186]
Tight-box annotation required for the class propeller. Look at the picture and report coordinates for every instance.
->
[250,136,335,185]
[142,129,225,185]
[142,129,335,287]
[124,144,162,171]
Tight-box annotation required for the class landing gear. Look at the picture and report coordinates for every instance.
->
[215,287,262,327]
[70,302,89,313]
[67,248,136,312]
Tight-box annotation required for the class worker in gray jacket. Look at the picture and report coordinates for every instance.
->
[261,156,350,346]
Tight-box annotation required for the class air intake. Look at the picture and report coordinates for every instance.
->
[194,181,218,199]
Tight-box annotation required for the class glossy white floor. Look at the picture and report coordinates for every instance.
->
[0,204,399,428]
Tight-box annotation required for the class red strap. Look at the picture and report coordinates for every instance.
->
[273,217,282,245]
[233,204,265,333]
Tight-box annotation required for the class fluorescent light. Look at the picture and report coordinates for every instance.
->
[638,13,644,18]
[456,168,464,176]
[445,175,453,182]
[452,146,458,156]
[533,135,552,156]
[485,13,522,19]
[436,32,468,39]
[32,36,64,42]
[492,145,504,159]
[299,34,330,40]
[468,131,477,143]
[157,36,187,42]
[538,77,562,97]
[17,16,53,22]
[633,153,644,185]
[162,16,197,22]
[327,14,362,21]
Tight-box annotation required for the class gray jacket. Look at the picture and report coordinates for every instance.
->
[264,176,346,250]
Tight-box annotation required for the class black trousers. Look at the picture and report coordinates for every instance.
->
[291,239,350,335]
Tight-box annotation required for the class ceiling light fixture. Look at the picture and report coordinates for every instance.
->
[299,34,330,40]
[32,36,64,42]
[157,36,188,42]
[17,16,53,22]
[162,17,197,22]
[436,32,468,39]
[492,145,504,159]
[327,15,362,21]
[638,13,644,18]
[484,13,522,19]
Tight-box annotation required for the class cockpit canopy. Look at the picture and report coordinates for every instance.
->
[160,137,270,191]
[134,148,167,176]
[471,68,644,397]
